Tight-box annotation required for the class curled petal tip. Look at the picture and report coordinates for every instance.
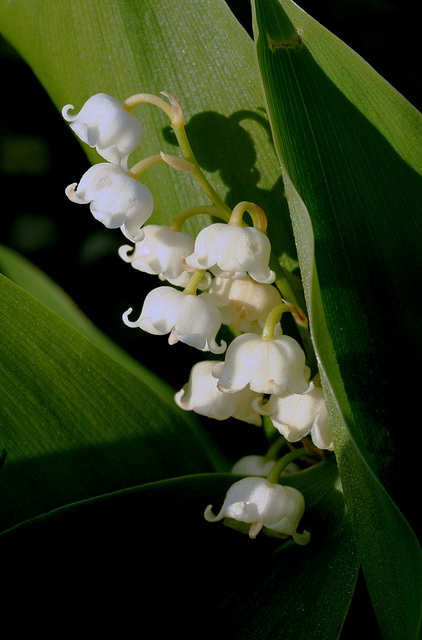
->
[123,228,145,243]
[168,332,179,345]
[216,381,238,394]
[65,183,75,197]
[122,307,141,328]
[118,244,135,263]
[248,521,263,539]
[65,183,85,204]
[204,505,218,522]
[62,104,76,121]
[293,530,311,546]
[210,339,227,355]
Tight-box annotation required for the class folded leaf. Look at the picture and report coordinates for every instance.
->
[251,0,422,637]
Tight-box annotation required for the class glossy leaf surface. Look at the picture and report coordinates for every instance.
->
[252,0,422,637]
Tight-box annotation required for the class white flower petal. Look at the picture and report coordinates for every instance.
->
[203,276,282,331]
[231,455,276,476]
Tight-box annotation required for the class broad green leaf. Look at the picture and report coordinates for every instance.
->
[0,243,190,394]
[0,242,229,470]
[1,459,360,640]
[0,244,166,383]
[0,0,297,274]
[0,273,218,531]
[252,0,422,637]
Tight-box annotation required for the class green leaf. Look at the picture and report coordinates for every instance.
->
[0,243,179,388]
[0,273,218,530]
[251,0,422,637]
[1,458,359,640]
[0,0,297,272]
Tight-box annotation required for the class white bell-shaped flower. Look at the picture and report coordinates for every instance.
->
[65,163,154,242]
[204,276,282,332]
[204,476,310,543]
[214,331,310,396]
[174,360,262,425]
[184,223,275,284]
[62,93,143,169]
[122,286,226,353]
[254,382,333,450]
[231,455,299,476]
[118,225,210,289]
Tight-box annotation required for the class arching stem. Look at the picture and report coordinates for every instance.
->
[169,205,229,232]
[266,447,307,484]
[128,153,165,179]
[229,201,268,232]
[183,269,207,296]
[261,302,291,341]
[123,91,231,220]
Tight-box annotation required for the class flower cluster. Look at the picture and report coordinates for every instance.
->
[63,90,333,544]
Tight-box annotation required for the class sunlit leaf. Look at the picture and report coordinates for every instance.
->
[0,273,218,529]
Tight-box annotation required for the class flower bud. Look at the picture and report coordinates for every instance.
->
[231,455,276,476]
[118,225,210,288]
[231,455,300,476]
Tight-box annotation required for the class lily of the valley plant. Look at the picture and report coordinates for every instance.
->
[63,89,331,541]
[1,1,420,637]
